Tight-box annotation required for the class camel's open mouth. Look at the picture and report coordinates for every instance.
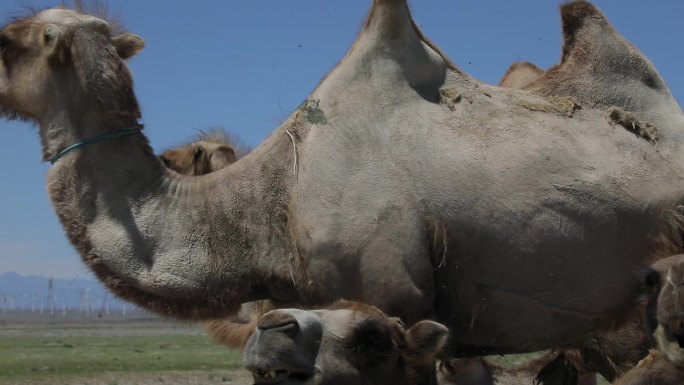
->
[251,368,318,385]
[656,324,684,364]
[664,328,684,349]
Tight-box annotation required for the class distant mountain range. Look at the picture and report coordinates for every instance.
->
[0,272,134,312]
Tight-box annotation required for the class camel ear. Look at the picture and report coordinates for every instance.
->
[499,61,544,89]
[112,33,145,59]
[405,320,448,358]
[210,147,237,170]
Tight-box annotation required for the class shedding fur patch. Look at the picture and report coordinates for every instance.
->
[298,99,328,125]
[607,107,658,144]
[426,219,448,269]
[439,87,462,111]
[519,96,581,118]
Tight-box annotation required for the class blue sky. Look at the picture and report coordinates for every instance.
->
[1,1,683,278]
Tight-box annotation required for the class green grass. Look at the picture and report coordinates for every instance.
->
[0,334,242,380]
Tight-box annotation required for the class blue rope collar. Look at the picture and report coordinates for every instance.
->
[50,128,142,165]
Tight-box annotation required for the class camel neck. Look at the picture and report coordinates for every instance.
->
[45,125,298,318]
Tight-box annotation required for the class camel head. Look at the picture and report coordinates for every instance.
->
[161,131,239,176]
[655,260,684,365]
[0,7,144,159]
[498,62,544,90]
[243,301,448,385]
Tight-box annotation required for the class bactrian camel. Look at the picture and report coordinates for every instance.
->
[2,1,684,358]
[242,301,449,385]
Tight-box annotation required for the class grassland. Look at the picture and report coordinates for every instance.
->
[0,312,251,385]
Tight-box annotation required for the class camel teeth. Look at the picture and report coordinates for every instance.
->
[251,368,294,381]
[252,370,267,380]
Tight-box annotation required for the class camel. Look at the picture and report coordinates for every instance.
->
[3,0,684,359]
[612,256,684,384]
[498,62,544,90]
[160,131,238,175]
[242,300,449,385]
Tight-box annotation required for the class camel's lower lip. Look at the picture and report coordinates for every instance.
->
[251,369,315,385]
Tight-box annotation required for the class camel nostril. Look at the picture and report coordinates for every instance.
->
[257,312,299,335]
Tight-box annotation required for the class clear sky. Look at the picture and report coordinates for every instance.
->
[1,1,683,279]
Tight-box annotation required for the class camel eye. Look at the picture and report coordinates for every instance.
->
[347,321,393,353]
[365,331,390,349]
[192,146,204,161]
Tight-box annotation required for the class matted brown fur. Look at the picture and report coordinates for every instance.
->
[205,316,258,349]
